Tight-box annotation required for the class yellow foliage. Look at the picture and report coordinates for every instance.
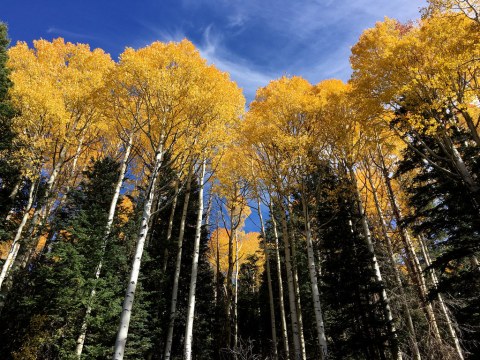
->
[0,240,12,260]
[351,13,480,139]
[107,39,244,184]
[117,196,135,225]
[8,38,114,178]
[207,228,264,277]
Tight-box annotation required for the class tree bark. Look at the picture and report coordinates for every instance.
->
[269,202,290,359]
[16,144,68,268]
[286,202,307,360]
[301,190,328,359]
[112,139,164,360]
[0,178,37,291]
[378,148,444,343]
[349,165,401,360]
[76,133,133,359]
[367,168,421,360]
[4,178,22,222]
[277,200,303,360]
[257,197,278,359]
[418,235,464,360]
[183,159,206,360]
[162,182,180,274]
[164,168,193,360]
[233,231,239,356]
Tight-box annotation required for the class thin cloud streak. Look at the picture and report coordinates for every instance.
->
[134,0,427,103]
[197,26,275,102]
[46,27,97,40]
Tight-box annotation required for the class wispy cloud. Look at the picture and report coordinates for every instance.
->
[46,27,97,40]
[196,25,276,102]
[135,0,426,102]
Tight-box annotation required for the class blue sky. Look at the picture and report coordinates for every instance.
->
[4,0,425,103]
[2,0,425,232]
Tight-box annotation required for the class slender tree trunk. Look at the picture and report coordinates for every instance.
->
[257,197,278,360]
[444,134,479,194]
[215,215,220,305]
[113,139,164,360]
[301,191,328,359]
[277,200,303,360]
[286,203,307,360]
[39,137,85,257]
[0,178,37,291]
[418,236,464,360]
[349,165,400,360]
[378,148,443,343]
[162,182,180,273]
[164,169,193,360]
[460,110,480,148]
[269,202,290,359]
[16,145,68,268]
[183,159,206,360]
[233,231,239,356]
[225,194,237,350]
[57,136,84,210]
[367,169,421,360]
[226,237,234,349]
[5,179,22,222]
[76,133,133,358]
[8,178,21,201]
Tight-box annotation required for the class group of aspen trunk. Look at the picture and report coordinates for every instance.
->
[1,3,479,360]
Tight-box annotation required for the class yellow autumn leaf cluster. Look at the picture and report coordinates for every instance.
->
[8,38,114,166]
[207,228,264,277]
[351,13,480,139]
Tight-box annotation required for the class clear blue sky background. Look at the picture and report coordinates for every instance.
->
[2,0,425,232]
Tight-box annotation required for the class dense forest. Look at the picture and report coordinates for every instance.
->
[0,1,479,359]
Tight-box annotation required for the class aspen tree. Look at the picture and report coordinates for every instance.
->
[180,49,244,360]
[418,235,464,359]
[377,147,444,343]
[424,0,480,23]
[4,38,113,284]
[113,40,216,359]
[363,160,422,360]
[245,77,326,359]
[315,79,401,359]
[350,15,480,199]
[214,149,251,350]
[164,166,193,360]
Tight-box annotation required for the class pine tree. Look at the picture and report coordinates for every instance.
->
[0,22,20,221]
[0,158,143,359]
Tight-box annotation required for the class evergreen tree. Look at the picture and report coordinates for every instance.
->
[0,22,20,221]
[397,126,480,357]
[0,158,140,359]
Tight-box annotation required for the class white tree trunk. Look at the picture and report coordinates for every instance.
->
[76,134,133,358]
[349,166,400,360]
[18,145,68,268]
[164,170,192,360]
[0,178,37,290]
[233,231,239,355]
[418,236,464,360]
[367,169,421,360]
[183,159,206,360]
[286,203,307,360]
[257,197,278,360]
[278,202,303,360]
[162,182,180,273]
[443,135,479,194]
[378,148,443,343]
[269,202,290,359]
[301,193,328,359]
[5,179,23,222]
[112,140,164,360]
